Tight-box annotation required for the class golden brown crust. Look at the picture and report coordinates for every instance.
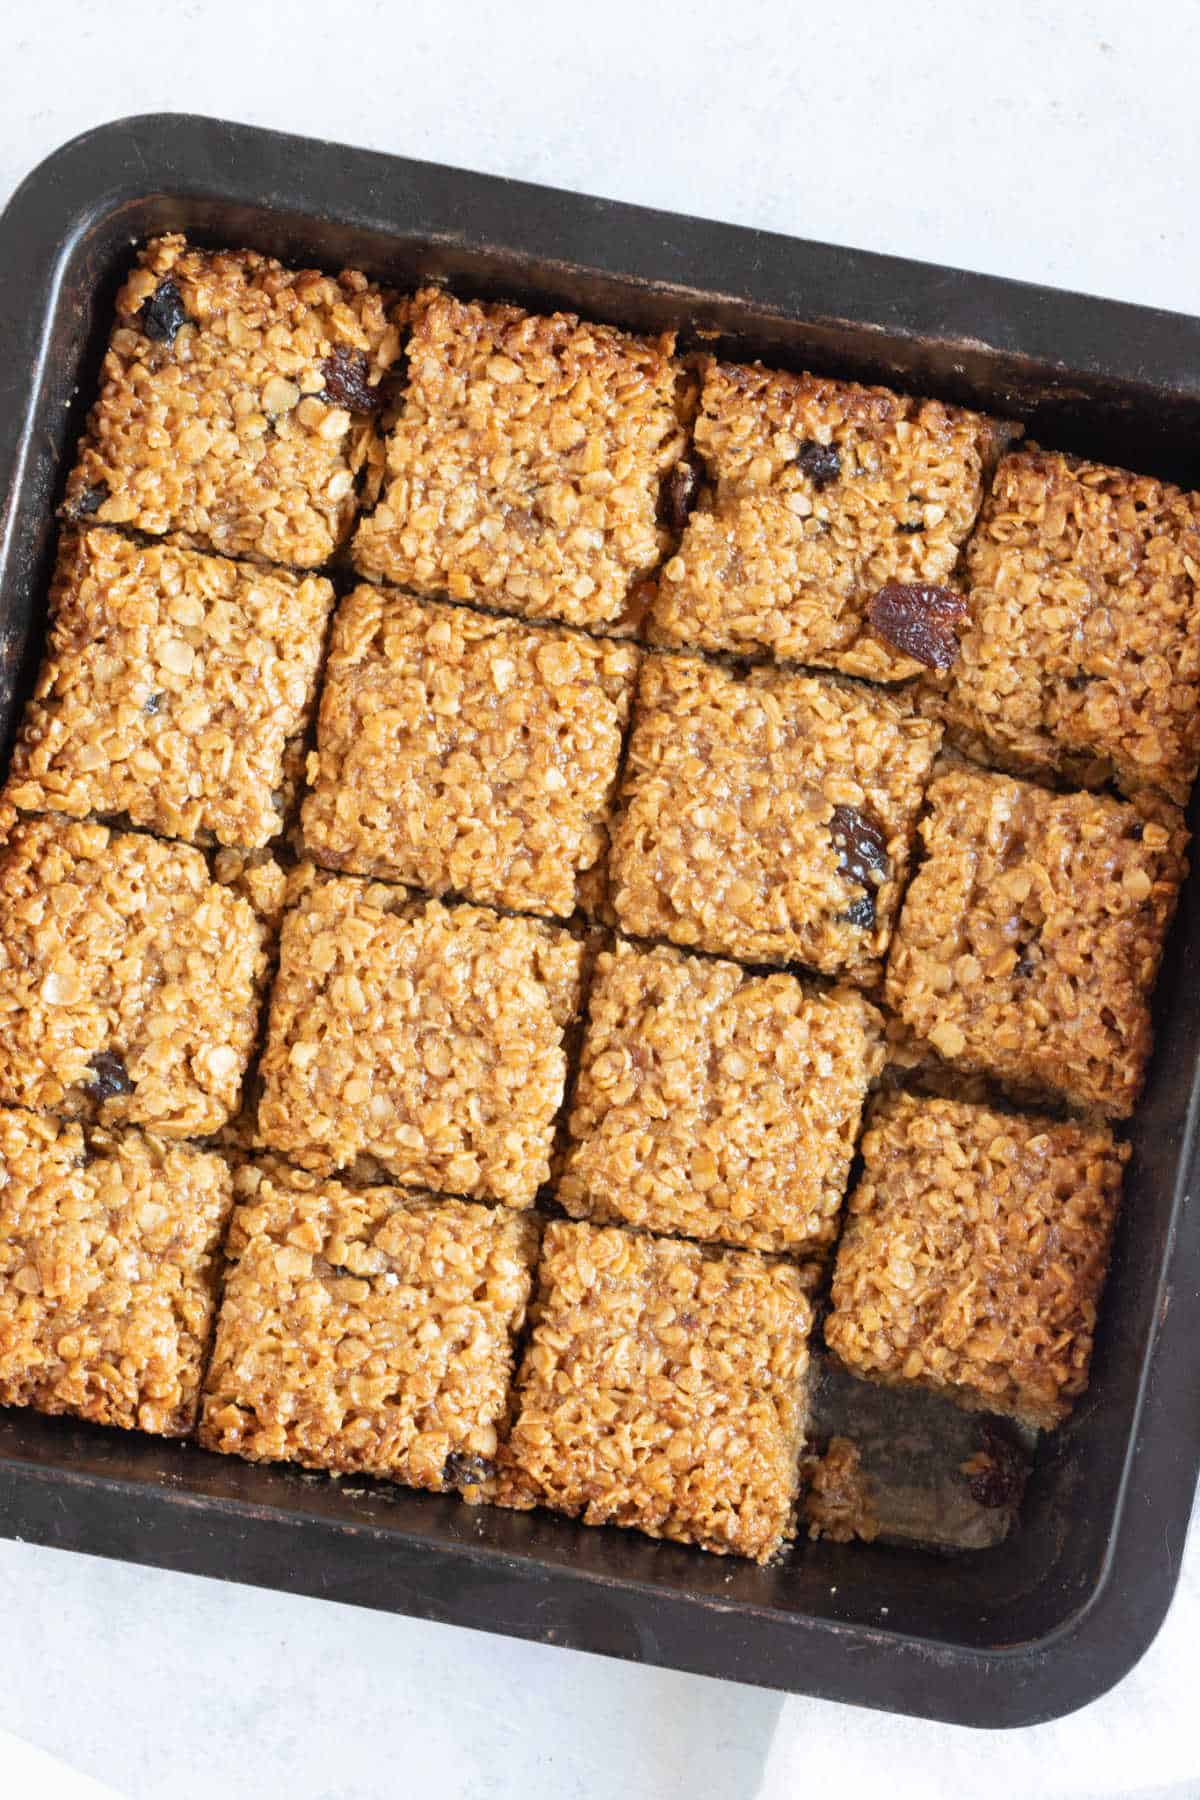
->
[825,1092,1127,1428]
[608,654,942,977]
[931,448,1200,802]
[15,246,1188,1538]
[64,234,404,567]
[352,287,687,630]
[884,767,1188,1116]
[0,813,268,1134]
[650,357,1017,674]
[500,1220,813,1561]
[300,585,639,915]
[256,875,584,1203]
[559,941,883,1253]
[6,530,334,849]
[200,1160,537,1488]
[0,1109,232,1435]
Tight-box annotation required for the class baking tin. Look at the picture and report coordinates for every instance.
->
[0,113,1197,1728]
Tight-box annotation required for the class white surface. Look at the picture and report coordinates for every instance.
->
[1,3,1199,1795]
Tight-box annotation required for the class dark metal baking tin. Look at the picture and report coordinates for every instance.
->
[0,113,1197,1729]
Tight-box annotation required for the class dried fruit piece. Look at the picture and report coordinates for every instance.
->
[794,439,840,491]
[69,484,108,519]
[137,278,190,347]
[830,804,889,888]
[143,692,163,716]
[88,1050,134,1099]
[840,895,876,930]
[320,346,382,413]
[961,1424,1028,1509]
[660,458,702,535]
[866,583,968,671]
[443,1450,496,1489]
[831,805,887,933]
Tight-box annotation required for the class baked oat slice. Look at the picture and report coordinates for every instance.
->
[501,1221,813,1561]
[0,1108,233,1435]
[200,1160,537,1490]
[884,767,1188,1117]
[931,447,1200,803]
[63,234,403,566]
[608,654,942,977]
[559,941,883,1253]
[649,357,1017,676]
[825,1092,1127,1429]
[352,287,688,631]
[5,530,335,849]
[300,585,639,915]
[256,874,584,1203]
[0,811,268,1134]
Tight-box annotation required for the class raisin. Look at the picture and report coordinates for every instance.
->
[1128,821,1145,842]
[143,692,163,716]
[88,1050,134,1100]
[831,806,887,930]
[964,1425,1027,1509]
[840,894,876,929]
[69,484,108,519]
[320,347,382,413]
[443,1451,497,1489]
[795,439,840,490]
[865,583,968,671]
[830,804,889,888]
[137,278,190,347]
[660,458,702,535]
[1013,952,1035,978]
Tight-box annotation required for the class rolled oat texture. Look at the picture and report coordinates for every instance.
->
[64,234,403,566]
[801,1436,880,1544]
[211,846,292,931]
[884,767,1188,1116]
[0,1108,233,1435]
[931,447,1200,802]
[559,940,883,1253]
[650,356,1017,676]
[256,874,584,1203]
[501,1220,814,1562]
[200,1160,538,1490]
[353,287,688,631]
[825,1092,1127,1428]
[301,584,638,915]
[609,653,942,977]
[0,811,268,1134]
[6,529,335,849]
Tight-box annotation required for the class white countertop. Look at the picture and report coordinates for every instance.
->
[1,4,1199,1795]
